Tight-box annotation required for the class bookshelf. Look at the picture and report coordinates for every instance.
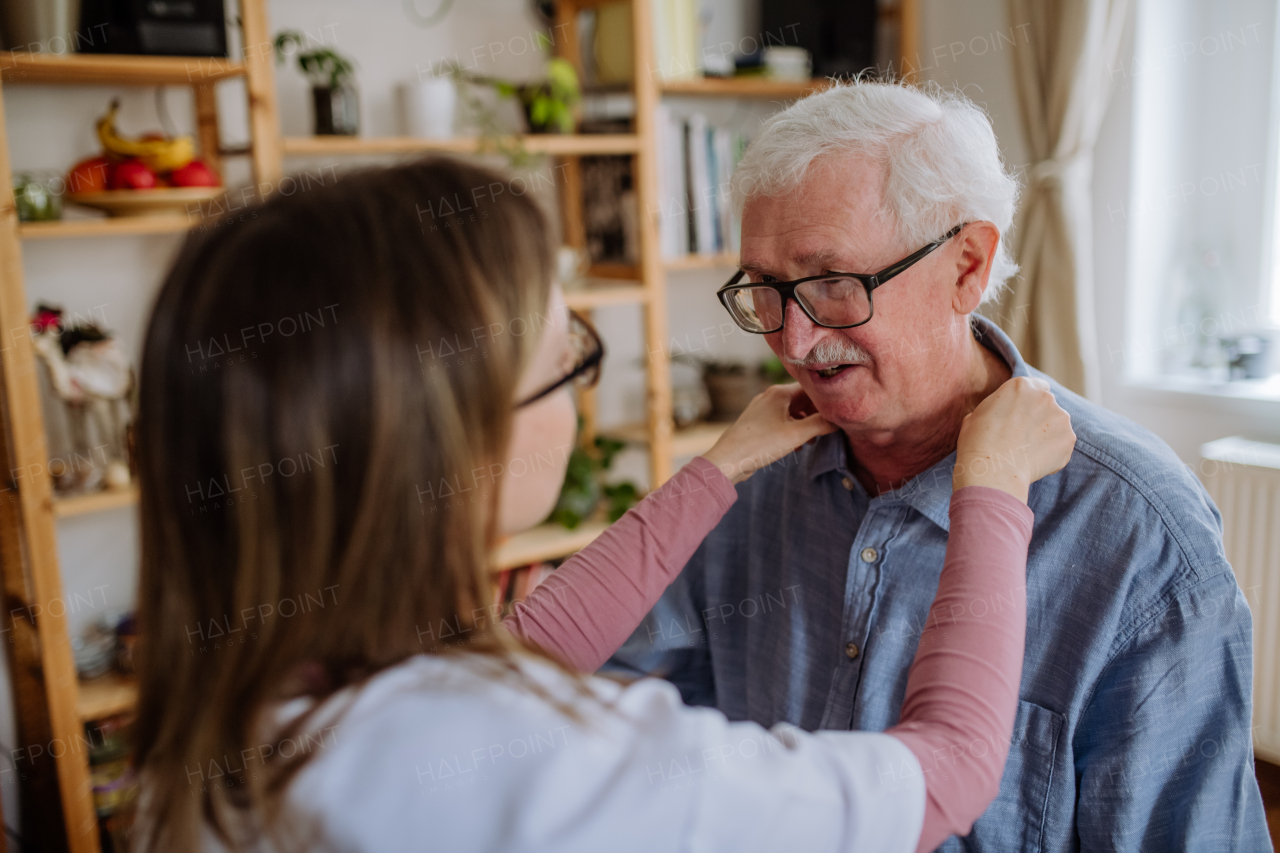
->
[0,1,917,849]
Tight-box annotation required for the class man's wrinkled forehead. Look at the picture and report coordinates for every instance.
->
[739,156,898,277]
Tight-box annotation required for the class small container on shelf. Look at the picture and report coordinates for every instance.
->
[13,170,63,222]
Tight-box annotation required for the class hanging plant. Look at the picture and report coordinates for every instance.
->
[457,57,581,136]
[273,31,357,90]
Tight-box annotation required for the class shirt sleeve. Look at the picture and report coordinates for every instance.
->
[1073,570,1271,851]
[886,485,1034,853]
[505,456,737,672]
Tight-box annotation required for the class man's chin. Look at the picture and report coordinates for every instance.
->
[798,365,879,427]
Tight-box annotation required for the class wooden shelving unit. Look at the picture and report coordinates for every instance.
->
[0,2,916,849]
[19,214,195,240]
[660,76,830,98]
[282,133,642,157]
[606,419,730,458]
[75,673,138,722]
[52,487,139,518]
[0,51,246,85]
[0,2,280,849]
[563,280,649,310]
[493,520,612,572]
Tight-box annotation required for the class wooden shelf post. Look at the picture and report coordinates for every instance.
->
[630,0,674,485]
[0,80,99,853]
[0,2,287,849]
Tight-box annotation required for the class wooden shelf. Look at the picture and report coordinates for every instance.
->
[492,519,611,571]
[564,281,648,310]
[76,672,136,722]
[665,252,738,271]
[52,486,138,518]
[660,77,829,98]
[282,134,642,157]
[20,216,193,240]
[0,51,245,85]
[606,420,731,458]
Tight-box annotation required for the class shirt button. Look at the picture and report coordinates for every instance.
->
[841,476,854,491]
[860,547,878,563]
[845,642,860,659]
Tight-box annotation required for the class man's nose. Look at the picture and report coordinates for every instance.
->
[781,299,822,362]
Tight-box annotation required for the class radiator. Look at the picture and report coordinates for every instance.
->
[1199,437,1280,764]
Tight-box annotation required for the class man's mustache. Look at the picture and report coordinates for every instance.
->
[785,337,873,367]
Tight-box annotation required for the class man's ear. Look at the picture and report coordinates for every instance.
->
[951,221,1001,315]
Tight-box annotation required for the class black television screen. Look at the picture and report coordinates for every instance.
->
[760,0,879,79]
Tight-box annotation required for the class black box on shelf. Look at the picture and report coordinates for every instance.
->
[78,0,228,57]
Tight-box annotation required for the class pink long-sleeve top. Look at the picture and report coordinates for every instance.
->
[505,455,1033,852]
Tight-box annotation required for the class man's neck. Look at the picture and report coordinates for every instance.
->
[845,333,1011,496]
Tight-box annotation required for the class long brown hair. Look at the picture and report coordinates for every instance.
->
[132,158,556,849]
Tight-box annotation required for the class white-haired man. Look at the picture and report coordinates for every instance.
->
[609,82,1271,850]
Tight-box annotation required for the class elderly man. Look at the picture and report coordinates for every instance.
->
[609,82,1271,850]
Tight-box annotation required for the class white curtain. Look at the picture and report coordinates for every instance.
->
[997,0,1129,398]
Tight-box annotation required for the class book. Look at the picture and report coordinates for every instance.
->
[652,0,699,80]
[652,107,748,262]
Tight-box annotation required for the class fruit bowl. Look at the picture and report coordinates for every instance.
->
[66,187,225,219]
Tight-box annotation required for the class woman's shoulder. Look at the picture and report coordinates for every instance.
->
[283,653,694,850]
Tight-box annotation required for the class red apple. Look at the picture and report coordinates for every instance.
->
[66,156,111,193]
[169,159,220,188]
[109,159,158,190]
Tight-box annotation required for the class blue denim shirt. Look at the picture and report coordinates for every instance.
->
[607,316,1271,852]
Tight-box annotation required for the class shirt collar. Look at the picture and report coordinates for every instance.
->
[806,314,1025,532]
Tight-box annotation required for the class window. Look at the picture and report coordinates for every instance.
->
[1125,0,1278,390]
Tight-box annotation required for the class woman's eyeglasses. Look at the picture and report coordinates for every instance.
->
[717,224,965,334]
[515,309,604,408]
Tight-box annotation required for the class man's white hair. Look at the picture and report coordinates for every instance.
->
[731,79,1020,303]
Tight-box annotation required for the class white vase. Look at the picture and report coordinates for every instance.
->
[399,77,457,140]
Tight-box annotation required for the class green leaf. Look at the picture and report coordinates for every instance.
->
[551,508,582,529]
[546,58,580,97]
[530,97,550,127]
[594,435,625,469]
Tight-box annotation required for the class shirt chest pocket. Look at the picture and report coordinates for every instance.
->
[941,699,1066,852]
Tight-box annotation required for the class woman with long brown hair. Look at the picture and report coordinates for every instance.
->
[132,157,1073,852]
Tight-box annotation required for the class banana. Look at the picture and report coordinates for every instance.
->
[96,99,195,174]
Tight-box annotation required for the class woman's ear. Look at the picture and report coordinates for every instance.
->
[951,221,1001,315]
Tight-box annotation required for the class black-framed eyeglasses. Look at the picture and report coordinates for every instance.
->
[516,309,604,408]
[717,224,965,334]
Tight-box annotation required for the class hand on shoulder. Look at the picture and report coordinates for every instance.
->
[953,376,1076,504]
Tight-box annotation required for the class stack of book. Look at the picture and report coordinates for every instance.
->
[655,104,748,260]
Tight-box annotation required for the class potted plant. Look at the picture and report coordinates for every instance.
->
[456,57,581,136]
[274,31,360,136]
[548,430,639,529]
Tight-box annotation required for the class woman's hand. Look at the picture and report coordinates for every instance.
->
[701,384,838,485]
[954,376,1076,503]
